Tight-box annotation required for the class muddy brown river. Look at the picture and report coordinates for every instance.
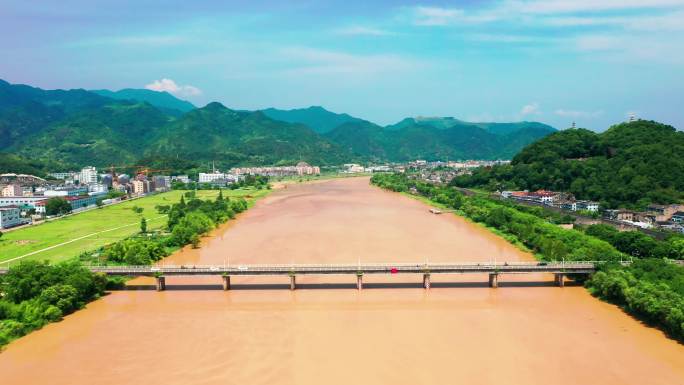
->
[1,177,682,384]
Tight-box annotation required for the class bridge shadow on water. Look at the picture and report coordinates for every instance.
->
[120,280,581,291]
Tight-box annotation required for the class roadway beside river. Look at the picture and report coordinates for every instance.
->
[0,177,682,385]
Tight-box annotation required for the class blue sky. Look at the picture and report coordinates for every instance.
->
[2,1,683,130]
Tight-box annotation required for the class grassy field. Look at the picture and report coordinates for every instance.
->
[0,188,270,266]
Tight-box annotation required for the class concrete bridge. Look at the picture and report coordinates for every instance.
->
[0,262,597,291]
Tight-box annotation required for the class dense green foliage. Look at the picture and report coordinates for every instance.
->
[326,117,555,161]
[93,190,248,265]
[584,224,684,259]
[0,261,107,347]
[372,173,621,262]
[587,260,684,341]
[452,120,684,209]
[45,197,71,216]
[0,153,51,176]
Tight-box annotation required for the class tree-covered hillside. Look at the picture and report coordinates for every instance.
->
[452,120,684,209]
[148,102,350,166]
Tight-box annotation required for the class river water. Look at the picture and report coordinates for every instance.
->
[1,177,682,384]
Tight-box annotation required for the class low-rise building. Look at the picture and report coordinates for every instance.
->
[172,175,191,184]
[43,186,89,197]
[0,206,22,228]
[647,204,684,222]
[0,196,47,209]
[152,175,171,191]
[576,200,600,212]
[671,211,684,223]
[35,195,98,214]
[132,180,153,195]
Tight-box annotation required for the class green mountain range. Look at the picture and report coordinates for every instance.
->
[451,120,684,209]
[0,79,556,173]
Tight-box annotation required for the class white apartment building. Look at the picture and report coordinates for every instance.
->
[199,172,238,183]
[79,166,98,184]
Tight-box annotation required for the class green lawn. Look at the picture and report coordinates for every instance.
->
[0,188,269,266]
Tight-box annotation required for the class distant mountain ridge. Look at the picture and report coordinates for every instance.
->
[0,79,557,172]
[261,106,364,134]
[326,117,556,161]
[91,88,195,116]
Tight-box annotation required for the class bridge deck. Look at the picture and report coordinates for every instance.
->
[0,262,597,276]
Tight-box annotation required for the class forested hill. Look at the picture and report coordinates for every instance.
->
[451,120,684,209]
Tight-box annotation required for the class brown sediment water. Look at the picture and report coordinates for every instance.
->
[0,177,682,385]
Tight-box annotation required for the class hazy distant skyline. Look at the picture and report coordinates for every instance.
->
[2,0,683,130]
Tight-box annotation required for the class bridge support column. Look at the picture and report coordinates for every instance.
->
[222,275,231,290]
[290,275,296,291]
[555,273,565,287]
[357,274,363,290]
[155,276,166,291]
[423,273,431,289]
[488,273,498,288]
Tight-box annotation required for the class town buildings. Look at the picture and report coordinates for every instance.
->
[231,162,320,177]
[501,190,600,212]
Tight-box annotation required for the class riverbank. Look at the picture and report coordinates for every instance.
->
[0,188,266,266]
[1,176,682,385]
[371,173,684,343]
[0,187,273,348]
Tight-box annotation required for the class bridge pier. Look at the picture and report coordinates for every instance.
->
[290,275,296,290]
[423,273,431,289]
[155,276,166,291]
[554,273,565,287]
[222,275,231,290]
[488,273,498,288]
[356,274,363,290]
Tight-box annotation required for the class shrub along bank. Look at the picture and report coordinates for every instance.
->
[82,190,249,265]
[371,173,684,342]
[0,261,107,347]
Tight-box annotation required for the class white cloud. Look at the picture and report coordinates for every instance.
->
[145,78,201,97]
[508,0,684,14]
[521,102,541,116]
[335,26,393,36]
[413,6,465,26]
[555,109,604,118]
